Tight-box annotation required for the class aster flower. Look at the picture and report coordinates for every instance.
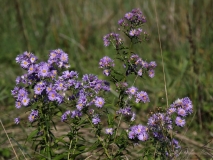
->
[38,63,49,77]
[34,85,44,95]
[55,80,66,91]
[126,86,138,96]
[172,139,181,149]
[71,110,82,118]
[177,108,187,117]
[135,91,150,103]
[21,96,30,106]
[118,18,124,26]
[148,69,155,78]
[105,128,113,135]
[61,110,71,122]
[92,115,101,125]
[117,106,132,116]
[128,124,148,141]
[103,69,110,76]
[21,60,30,69]
[99,56,115,69]
[137,68,143,76]
[129,29,137,36]
[15,101,22,109]
[60,52,68,63]
[49,51,58,60]
[125,12,133,20]
[141,60,149,68]
[48,90,57,101]
[56,94,64,104]
[103,33,122,47]
[18,88,28,99]
[28,64,37,74]
[149,61,157,68]
[138,133,148,141]
[29,55,37,63]
[14,118,20,124]
[28,110,38,122]
[167,107,176,115]
[175,117,185,127]
[94,97,105,108]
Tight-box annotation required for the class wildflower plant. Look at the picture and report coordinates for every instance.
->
[12,8,193,159]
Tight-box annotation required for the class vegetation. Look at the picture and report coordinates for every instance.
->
[0,0,212,159]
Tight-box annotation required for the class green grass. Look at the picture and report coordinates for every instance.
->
[0,0,213,159]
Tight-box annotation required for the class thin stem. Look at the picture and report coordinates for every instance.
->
[86,115,112,159]
[0,120,19,160]
[153,0,169,108]
[67,138,73,160]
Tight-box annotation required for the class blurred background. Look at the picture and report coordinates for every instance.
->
[0,0,213,159]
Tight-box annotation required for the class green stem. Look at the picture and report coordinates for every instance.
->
[86,115,112,159]
[67,139,73,160]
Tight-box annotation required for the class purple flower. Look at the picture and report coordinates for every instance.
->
[46,84,54,93]
[14,118,20,124]
[15,101,22,109]
[125,12,133,20]
[149,61,157,68]
[172,139,181,149]
[76,103,84,110]
[94,97,105,108]
[61,110,71,122]
[28,110,38,122]
[92,115,101,125]
[117,106,132,115]
[126,86,138,96]
[129,29,137,36]
[177,108,187,117]
[103,69,110,76]
[21,96,30,106]
[56,94,63,104]
[48,90,57,101]
[103,33,122,47]
[38,63,49,77]
[99,56,114,69]
[175,117,185,127]
[128,124,148,141]
[167,107,176,115]
[49,51,58,60]
[34,85,44,95]
[118,18,124,25]
[137,68,142,76]
[71,110,82,118]
[148,69,155,78]
[182,97,193,114]
[29,55,37,63]
[55,80,66,91]
[60,52,68,63]
[128,131,135,139]
[28,64,37,74]
[105,128,113,135]
[135,91,150,103]
[21,60,30,69]
[138,133,148,141]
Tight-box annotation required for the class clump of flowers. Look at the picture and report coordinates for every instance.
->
[12,8,193,160]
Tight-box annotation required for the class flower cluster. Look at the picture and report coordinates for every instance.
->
[99,56,115,76]
[125,86,149,103]
[128,124,149,142]
[126,54,157,78]
[145,97,193,153]
[12,49,110,124]
[118,8,147,39]
[116,106,136,121]
[103,33,123,47]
